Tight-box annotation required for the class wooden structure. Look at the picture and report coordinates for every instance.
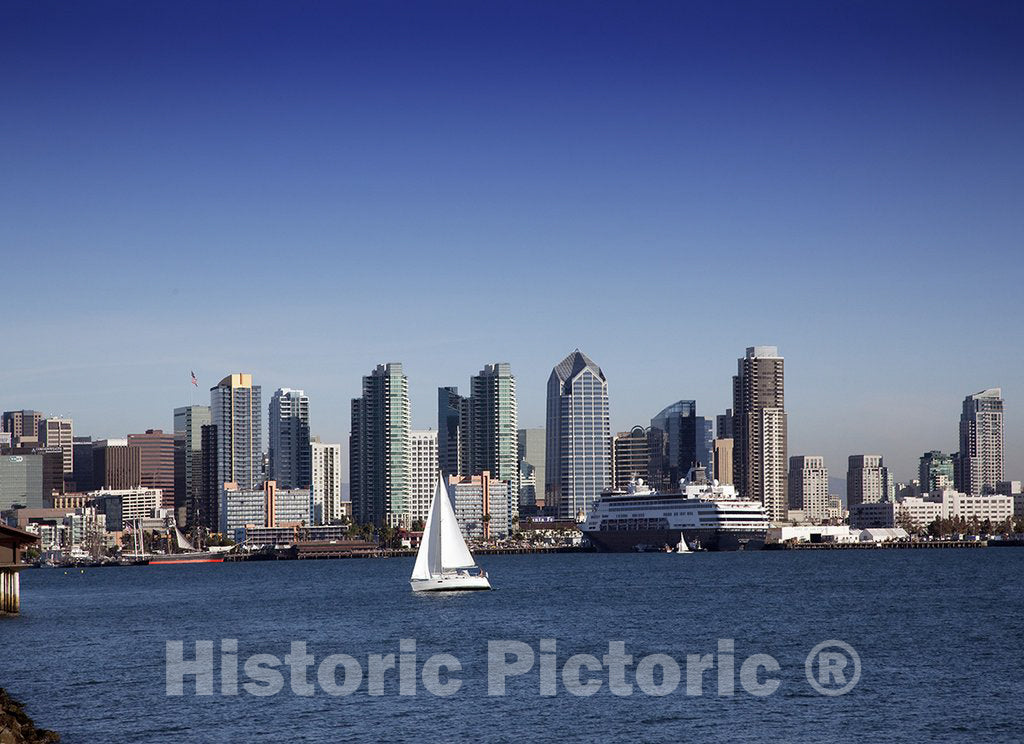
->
[1,523,38,614]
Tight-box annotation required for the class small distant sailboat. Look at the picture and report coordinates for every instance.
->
[675,534,692,554]
[410,474,491,592]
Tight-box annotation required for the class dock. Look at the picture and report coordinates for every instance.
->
[768,540,988,550]
[1,523,39,614]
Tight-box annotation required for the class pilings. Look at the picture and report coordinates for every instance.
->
[0,569,21,614]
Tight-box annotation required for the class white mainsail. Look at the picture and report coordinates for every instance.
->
[411,475,476,580]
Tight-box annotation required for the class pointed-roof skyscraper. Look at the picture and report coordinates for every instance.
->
[545,349,611,519]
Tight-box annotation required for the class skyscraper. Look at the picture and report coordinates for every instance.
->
[437,364,519,526]
[196,423,219,532]
[2,410,43,448]
[409,430,439,526]
[919,451,954,494]
[788,455,829,522]
[732,346,788,522]
[210,373,262,492]
[310,439,343,525]
[0,455,44,510]
[437,387,468,478]
[957,388,1004,495]
[716,409,735,439]
[517,428,546,511]
[469,363,519,524]
[127,429,176,511]
[612,426,650,490]
[39,417,73,479]
[268,388,311,490]
[648,400,713,490]
[71,436,94,492]
[350,363,410,527]
[173,405,211,526]
[713,438,733,486]
[545,349,611,520]
[91,439,142,491]
[847,455,889,507]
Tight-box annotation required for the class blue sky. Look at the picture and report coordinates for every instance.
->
[2,1,1022,481]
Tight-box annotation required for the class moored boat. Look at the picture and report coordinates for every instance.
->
[583,465,769,552]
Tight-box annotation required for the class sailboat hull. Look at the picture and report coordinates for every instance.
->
[410,574,492,592]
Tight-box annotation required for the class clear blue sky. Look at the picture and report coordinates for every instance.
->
[2,1,1022,482]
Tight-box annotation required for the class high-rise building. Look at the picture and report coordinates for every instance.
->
[612,427,650,490]
[173,405,211,526]
[34,447,65,500]
[2,410,43,448]
[957,388,1004,495]
[847,455,889,507]
[448,472,510,540]
[545,349,611,520]
[788,455,829,522]
[220,483,267,539]
[409,430,439,526]
[264,481,313,527]
[437,387,468,478]
[221,480,310,538]
[713,438,734,486]
[732,346,788,522]
[0,455,45,510]
[127,429,176,511]
[648,401,713,491]
[437,364,519,526]
[91,439,142,490]
[517,428,545,510]
[211,374,262,493]
[919,451,955,494]
[468,363,519,524]
[39,417,73,479]
[310,439,343,525]
[268,388,311,490]
[716,409,735,440]
[350,363,410,527]
[71,437,94,492]
[196,424,219,532]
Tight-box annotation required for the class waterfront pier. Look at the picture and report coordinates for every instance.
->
[1,524,38,615]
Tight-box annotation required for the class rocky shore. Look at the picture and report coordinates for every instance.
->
[0,689,59,744]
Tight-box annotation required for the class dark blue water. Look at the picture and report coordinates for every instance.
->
[3,550,1023,743]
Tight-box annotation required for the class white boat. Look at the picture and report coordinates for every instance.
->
[410,474,492,592]
[675,534,692,553]
[583,465,769,552]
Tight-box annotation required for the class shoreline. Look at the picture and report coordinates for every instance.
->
[0,688,59,743]
[26,538,1023,568]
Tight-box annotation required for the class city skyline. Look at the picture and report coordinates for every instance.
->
[2,2,1022,482]
[1,353,1018,486]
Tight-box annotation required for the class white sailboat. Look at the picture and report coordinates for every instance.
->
[675,534,692,554]
[410,474,492,592]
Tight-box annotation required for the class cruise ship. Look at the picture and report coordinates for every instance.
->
[582,466,769,552]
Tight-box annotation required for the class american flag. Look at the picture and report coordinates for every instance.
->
[191,371,198,387]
